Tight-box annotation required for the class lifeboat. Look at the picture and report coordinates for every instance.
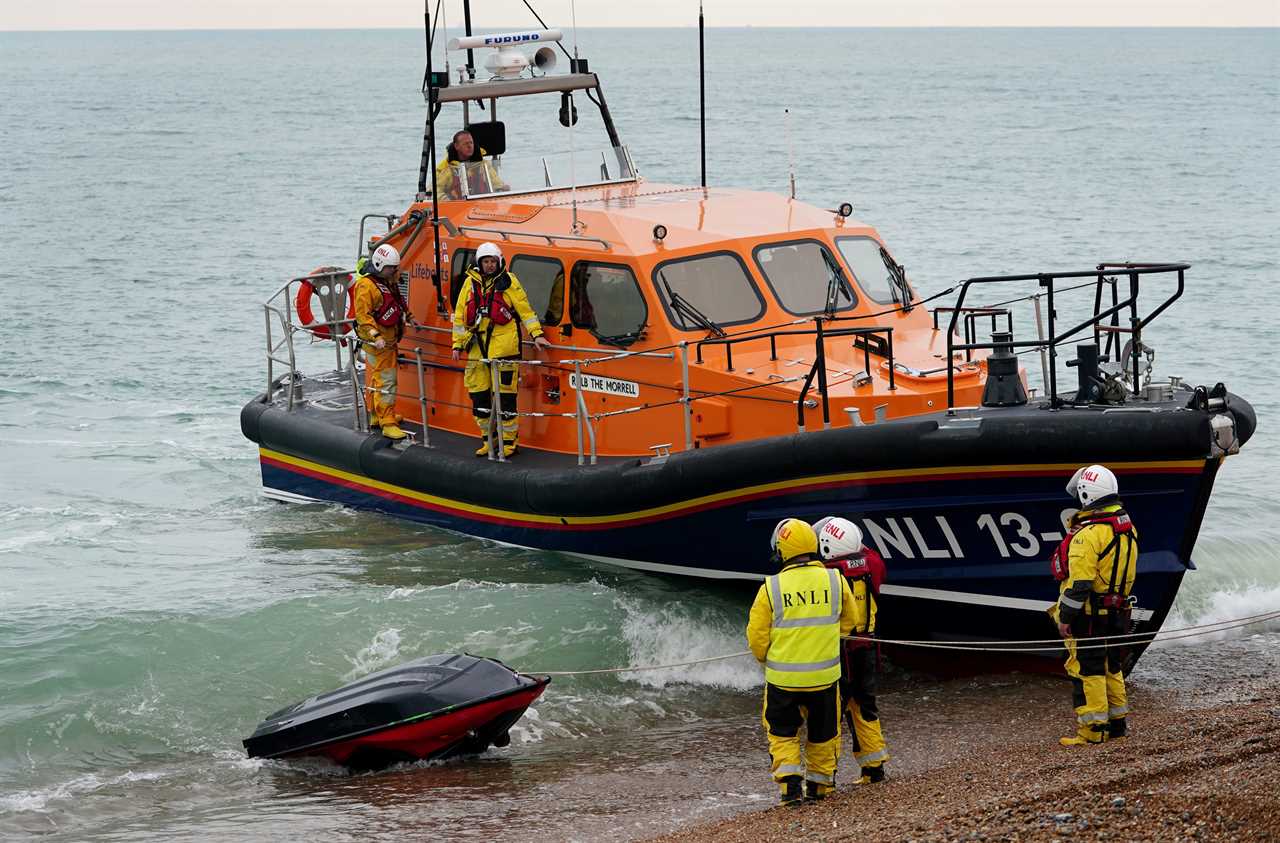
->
[243,654,549,769]
[241,17,1256,667]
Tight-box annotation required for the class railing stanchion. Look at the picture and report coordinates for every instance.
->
[264,306,274,403]
[414,347,430,448]
[815,320,831,429]
[1044,276,1058,407]
[680,341,694,451]
[348,341,365,432]
[1033,293,1049,396]
[573,360,585,466]
[886,328,896,391]
[489,359,503,462]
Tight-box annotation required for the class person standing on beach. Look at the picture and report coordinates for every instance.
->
[747,518,857,804]
[1051,464,1139,746]
[813,516,890,783]
[353,243,409,441]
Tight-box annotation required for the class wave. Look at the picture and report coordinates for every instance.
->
[615,595,760,691]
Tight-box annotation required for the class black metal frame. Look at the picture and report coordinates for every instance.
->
[695,323,896,428]
[944,262,1188,410]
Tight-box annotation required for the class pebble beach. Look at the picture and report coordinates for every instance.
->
[651,643,1280,843]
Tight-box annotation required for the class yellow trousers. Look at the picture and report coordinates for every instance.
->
[363,344,399,428]
[762,683,841,796]
[464,357,519,444]
[1063,624,1129,742]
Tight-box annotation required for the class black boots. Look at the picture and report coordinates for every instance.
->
[779,775,803,805]
[1109,718,1127,739]
[861,765,886,783]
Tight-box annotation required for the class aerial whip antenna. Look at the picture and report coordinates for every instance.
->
[699,1,706,188]
[785,107,796,199]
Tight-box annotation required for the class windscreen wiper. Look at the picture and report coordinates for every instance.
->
[879,246,914,312]
[822,249,854,319]
[659,271,727,338]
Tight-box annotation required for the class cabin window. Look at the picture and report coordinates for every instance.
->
[449,247,475,311]
[836,236,911,305]
[510,255,565,326]
[753,240,857,316]
[569,261,647,347]
[652,252,765,331]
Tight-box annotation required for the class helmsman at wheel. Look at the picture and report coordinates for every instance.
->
[451,242,550,458]
[1051,464,1139,746]
[747,518,857,804]
[813,516,890,783]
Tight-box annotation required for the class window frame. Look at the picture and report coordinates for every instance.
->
[834,235,911,306]
[508,253,566,327]
[651,250,768,332]
[568,259,650,347]
[751,237,859,317]
[448,246,476,312]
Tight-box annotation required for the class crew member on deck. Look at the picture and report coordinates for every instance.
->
[451,242,550,458]
[813,516,890,783]
[747,518,857,804]
[353,243,409,440]
[1050,464,1139,746]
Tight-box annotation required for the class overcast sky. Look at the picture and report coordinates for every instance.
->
[3,0,1277,30]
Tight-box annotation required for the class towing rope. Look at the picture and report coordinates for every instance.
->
[527,608,1280,676]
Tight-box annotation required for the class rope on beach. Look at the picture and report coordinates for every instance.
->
[526,609,1280,676]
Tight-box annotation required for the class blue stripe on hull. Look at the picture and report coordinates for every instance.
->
[260,459,1205,638]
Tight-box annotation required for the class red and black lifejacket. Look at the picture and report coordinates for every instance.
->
[825,547,886,645]
[464,275,516,327]
[1054,509,1136,614]
[369,277,405,328]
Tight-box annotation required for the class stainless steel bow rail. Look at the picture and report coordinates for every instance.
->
[524,609,1280,676]
[944,262,1187,410]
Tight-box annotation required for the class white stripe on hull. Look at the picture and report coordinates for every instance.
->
[262,487,1155,622]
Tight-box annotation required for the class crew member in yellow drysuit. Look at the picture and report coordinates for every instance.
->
[451,242,550,457]
[747,518,857,804]
[434,129,507,198]
[813,516,890,783]
[353,243,408,440]
[1051,464,1138,746]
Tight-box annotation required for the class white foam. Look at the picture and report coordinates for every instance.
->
[1159,583,1280,647]
[343,628,402,680]
[0,769,167,814]
[617,599,762,691]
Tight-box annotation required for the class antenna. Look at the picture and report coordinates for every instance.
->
[785,107,795,199]
[699,1,706,189]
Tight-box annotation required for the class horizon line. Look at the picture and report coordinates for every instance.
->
[3,24,1278,33]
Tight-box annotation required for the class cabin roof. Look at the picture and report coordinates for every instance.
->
[436,181,877,258]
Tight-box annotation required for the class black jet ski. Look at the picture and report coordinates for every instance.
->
[244,654,550,769]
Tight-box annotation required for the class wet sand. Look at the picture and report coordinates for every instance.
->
[649,654,1280,843]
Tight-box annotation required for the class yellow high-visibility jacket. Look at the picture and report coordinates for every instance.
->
[352,274,405,346]
[434,147,506,198]
[1056,504,1139,624]
[747,559,856,690]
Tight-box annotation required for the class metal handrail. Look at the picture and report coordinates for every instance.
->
[944,262,1188,409]
[455,224,612,251]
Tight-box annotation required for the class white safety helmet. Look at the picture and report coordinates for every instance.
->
[370,243,401,274]
[476,241,504,268]
[1066,464,1119,507]
[813,516,864,561]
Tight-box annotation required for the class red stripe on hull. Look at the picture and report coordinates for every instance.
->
[262,453,1201,533]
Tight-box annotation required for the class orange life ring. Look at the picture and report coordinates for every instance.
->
[295,267,355,340]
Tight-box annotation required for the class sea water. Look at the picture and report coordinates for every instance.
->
[1,27,1277,841]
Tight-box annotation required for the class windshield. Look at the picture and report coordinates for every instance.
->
[434,146,635,200]
[836,237,909,305]
[654,253,764,331]
[753,241,856,316]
